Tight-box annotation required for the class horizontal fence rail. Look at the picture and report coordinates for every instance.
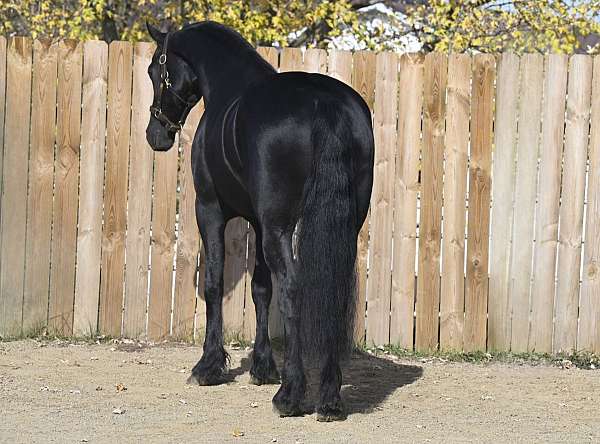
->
[0,37,599,355]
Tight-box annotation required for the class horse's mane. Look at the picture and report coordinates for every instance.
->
[180,21,276,74]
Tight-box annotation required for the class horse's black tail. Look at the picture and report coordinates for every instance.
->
[296,102,357,362]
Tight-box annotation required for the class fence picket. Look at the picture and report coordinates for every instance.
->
[303,48,327,73]
[23,40,58,333]
[99,41,133,336]
[509,54,544,352]
[74,41,108,336]
[147,142,178,340]
[328,49,352,85]
[554,55,593,353]
[390,54,422,348]
[488,54,519,351]
[367,51,398,345]
[579,56,600,353]
[173,102,204,340]
[415,52,447,351]
[0,37,32,337]
[47,41,83,335]
[351,50,376,345]
[440,53,470,351]
[464,54,495,352]
[123,42,155,338]
[280,47,303,72]
[529,55,569,353]
[222,218,249,335]
[0,37,5,231]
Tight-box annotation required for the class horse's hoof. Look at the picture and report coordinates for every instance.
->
[272,391,307,417]
[316,402,347,422]
[272,400,305,417]
[186,371,226,386]
[249,368,280,386]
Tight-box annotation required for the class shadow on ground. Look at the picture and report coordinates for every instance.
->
[227,350,423,416]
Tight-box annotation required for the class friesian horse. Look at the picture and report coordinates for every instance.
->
[145,21,374,421]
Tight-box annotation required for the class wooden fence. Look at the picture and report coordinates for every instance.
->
[0,37,599,355]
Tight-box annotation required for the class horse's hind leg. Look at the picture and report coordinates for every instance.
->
[187,200,228,386]
[262,229,306,416]
[317,352,345,421]
[249,230,280,385]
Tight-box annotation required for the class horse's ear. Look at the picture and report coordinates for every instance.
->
[147,21,166,44]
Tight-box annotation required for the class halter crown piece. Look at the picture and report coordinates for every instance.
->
[149,32,196,132]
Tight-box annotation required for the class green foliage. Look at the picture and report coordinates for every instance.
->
[0,0,366,48]
[407,0,600,54]
[363,343,600,370]
[0,1,597,53]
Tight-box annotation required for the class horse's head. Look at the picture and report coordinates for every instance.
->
[146,23,199,151]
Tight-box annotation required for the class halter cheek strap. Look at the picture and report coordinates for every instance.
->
[149,32,196,132]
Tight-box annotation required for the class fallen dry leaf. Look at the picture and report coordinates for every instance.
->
[232,429,244,437]
[116,383,127,392]
[112,408,125,415]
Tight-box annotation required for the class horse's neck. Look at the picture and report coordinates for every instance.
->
[178,35,272,110]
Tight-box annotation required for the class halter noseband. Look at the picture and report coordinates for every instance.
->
[149,33,195,133]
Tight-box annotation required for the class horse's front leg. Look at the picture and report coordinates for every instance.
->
[187,199,228,385]
[262,230,306,416]
[249,229,280,385]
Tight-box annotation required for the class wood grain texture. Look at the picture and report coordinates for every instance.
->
[440,53,470,351]
[47,41,83,335]
[529,55,568,353]
[578,55,600,353]
[147,143,178,340]
[351,50,376,345]
[366,51,398,345]
[0,37,32,336]
[415,52,447,351]
[464,54,495,352]
[554,55,593,353]
[279,47,303,72]
[328,49,352,85]
[23,40,58,333]
[303,48,327,74]
[173,101,204,340]
[509,54,544,352]
[487,53,519,351]
[390,54,423,348]
[123,42,155,338]
[99,41,133,336]
[243,226,258,340]
[257,46,278,69]
[223,218,249,334]
[73,41,108,336]
[0,37,6,231]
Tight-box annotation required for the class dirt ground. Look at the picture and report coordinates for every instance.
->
[1,339,598,443]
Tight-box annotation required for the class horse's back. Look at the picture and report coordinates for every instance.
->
[236,71,374,228]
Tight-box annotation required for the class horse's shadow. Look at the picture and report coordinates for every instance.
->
[228,350,423,415]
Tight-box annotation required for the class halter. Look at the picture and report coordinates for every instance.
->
[149,33,196,132]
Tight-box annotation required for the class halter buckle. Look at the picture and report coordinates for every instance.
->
[158,54,167,65]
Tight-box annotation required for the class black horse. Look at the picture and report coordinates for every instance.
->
[145,21,374,421]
